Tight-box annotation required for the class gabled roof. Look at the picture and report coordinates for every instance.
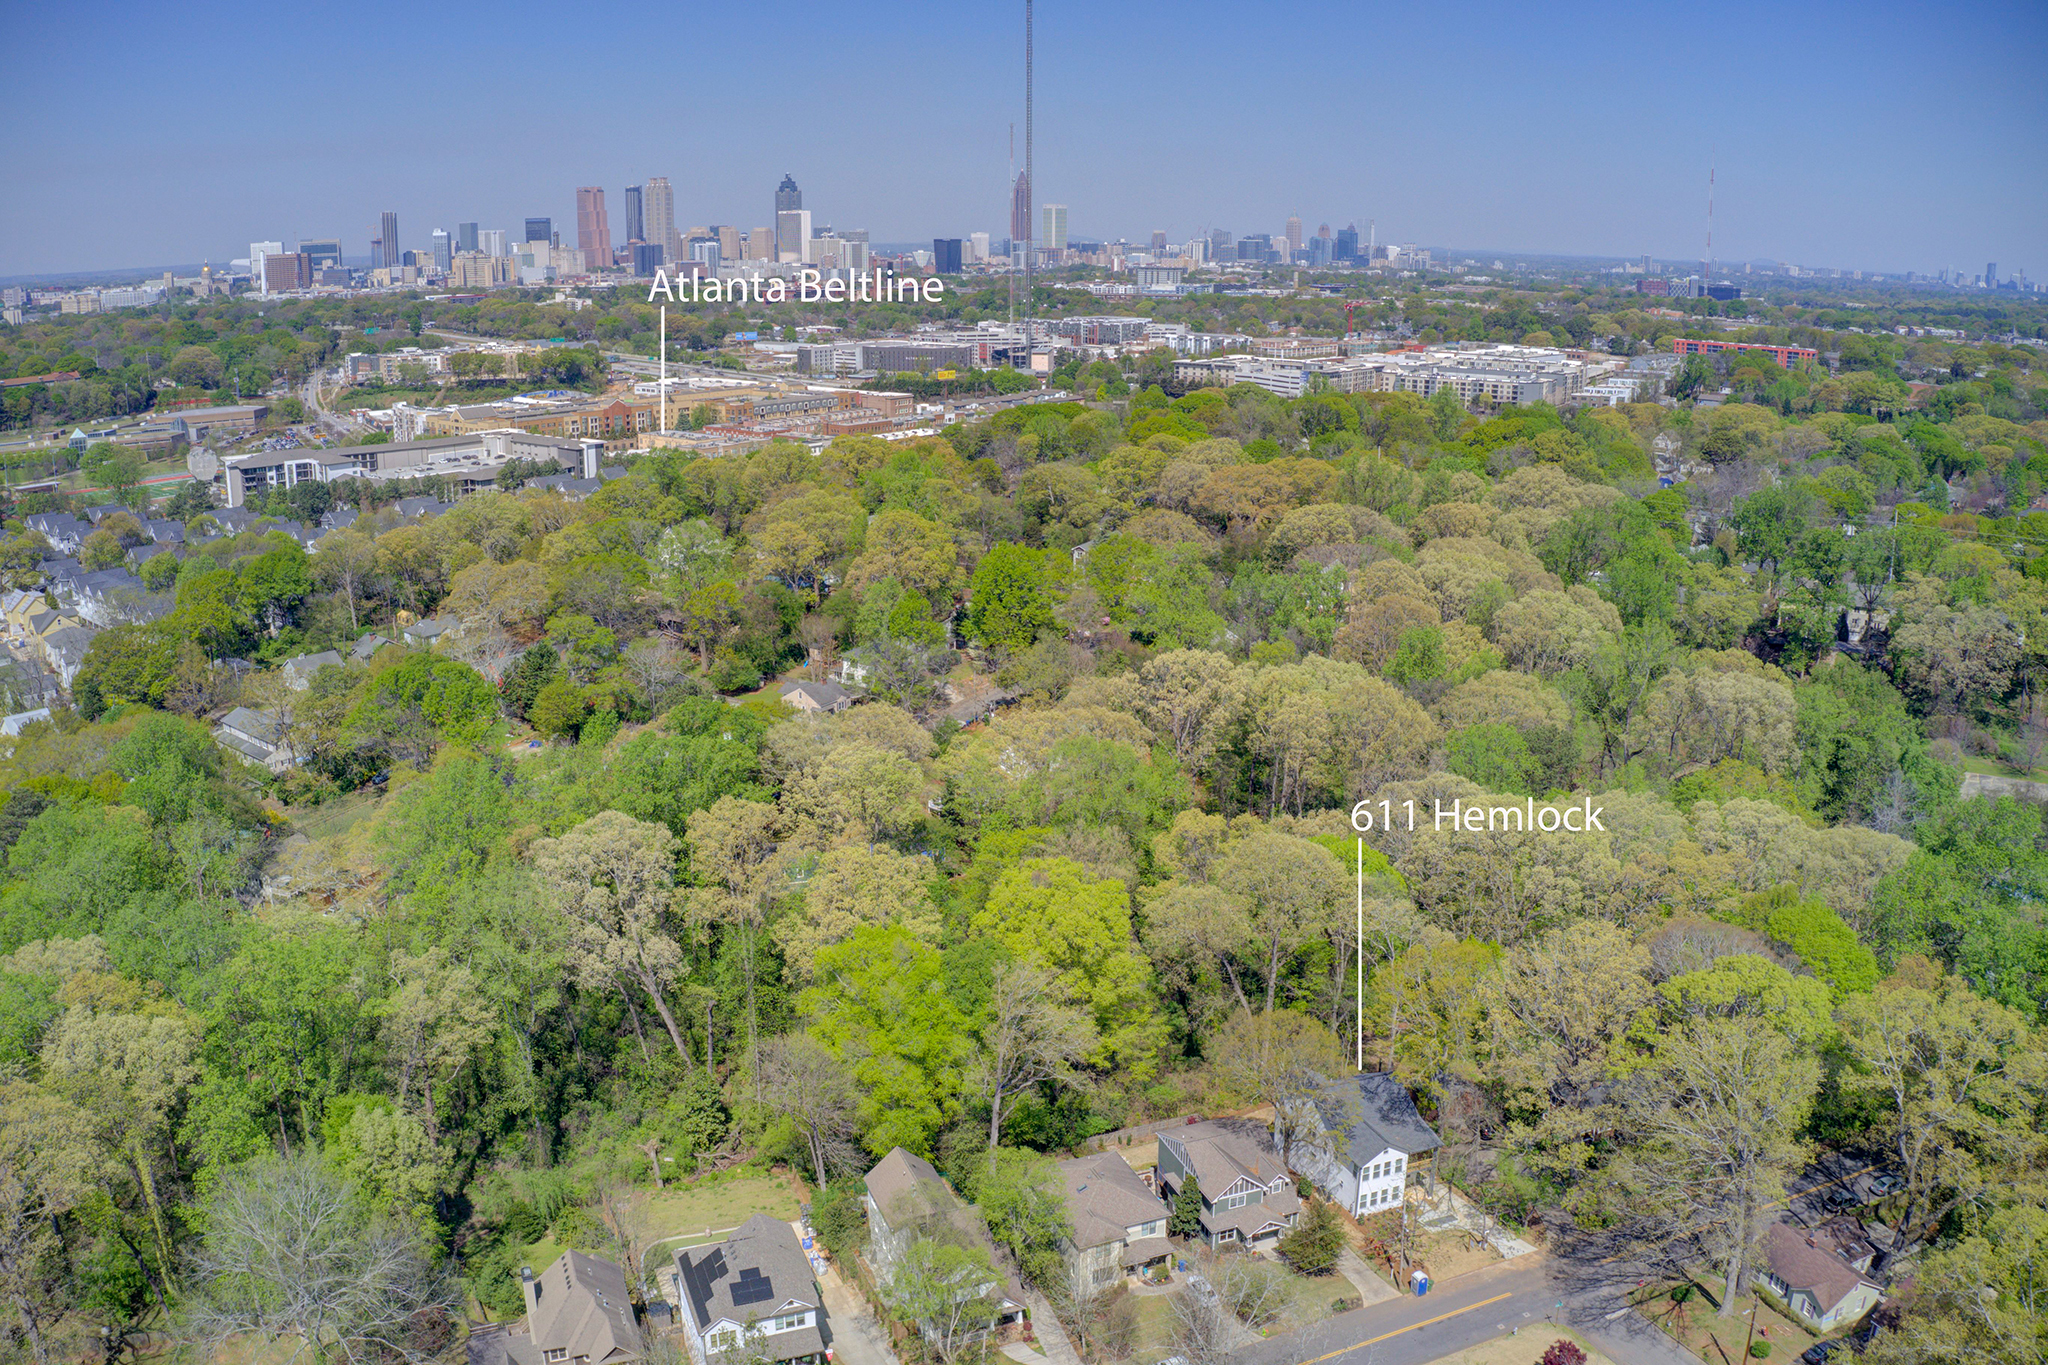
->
[219,706,286,747]
[528,1249,642,1365]
[282,649,343,674]
[1161,1119,1288,1197]
[1765,1223,1879,1316]
[351,633,393,660]
[1058,1151,1167,1251]
[864,1147,948,1230]
[676,1214,818,1338]
[1317,1072,1442,1168]
[782,679,851,710]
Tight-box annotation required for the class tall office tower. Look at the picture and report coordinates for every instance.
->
[249,241,283,292]
[1987,262,1998,287]
[1151,230,1168,251]
[718,225,742,261]
[1210,228,1233,262]
[1285,215,1303,259]
[1040,204,1067,252]
[1334,226,1358,262]
[300,239,343,269]
[1317,223,1332,240]
[643,177,679,265]
[525,218,552,244]
[969,231,991,263]
[1641,253,1652,274]
[478,228,507,257]
[743,227,772,260]
[431,229,452,272]
[576,188,610,260]
[1009,172,1031,248]
[933,239,963,273]
[369,238,384,269]
[622,186,644,244]
[379,212,399,266]
[776,209,811,263]
[458,223,479,253]
[775,173,802,214]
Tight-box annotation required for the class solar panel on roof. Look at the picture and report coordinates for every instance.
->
[730,1266,775,1307]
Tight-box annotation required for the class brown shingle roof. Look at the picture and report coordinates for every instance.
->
[1058,1152,1167,1251]
[1765,1223,1877,1316]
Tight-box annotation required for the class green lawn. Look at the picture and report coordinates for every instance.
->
[635,1175,804,1257]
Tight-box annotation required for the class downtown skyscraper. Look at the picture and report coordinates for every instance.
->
[576,187,611,264]
[376,209,399,268]
[622,186,644,245]
[643,176,678,267]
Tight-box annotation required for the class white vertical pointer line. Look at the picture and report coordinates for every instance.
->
[1356,835,1363,1072]
[658,305,666,434]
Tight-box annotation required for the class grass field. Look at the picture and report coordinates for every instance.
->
[1425,1325,1614,1365]
[634,1174,805,1257]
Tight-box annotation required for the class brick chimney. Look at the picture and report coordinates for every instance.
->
[521,1264,539,1323]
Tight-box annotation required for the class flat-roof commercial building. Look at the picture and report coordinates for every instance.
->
[222,430,600,507]
[1668,337,1818,369]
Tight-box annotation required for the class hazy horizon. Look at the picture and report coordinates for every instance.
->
[3,0,2042,280]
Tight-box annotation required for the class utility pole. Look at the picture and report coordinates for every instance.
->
[1023,0,1033,377]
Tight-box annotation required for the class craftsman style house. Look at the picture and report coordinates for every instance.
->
[1154,1119,1301,1248]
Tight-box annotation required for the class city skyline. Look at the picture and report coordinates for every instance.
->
[2,0,2044,279]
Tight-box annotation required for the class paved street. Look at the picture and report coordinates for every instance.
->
[1229,1255,1704,1365]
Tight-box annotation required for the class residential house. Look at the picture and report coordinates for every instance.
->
[319,507,360,532]
[1811,1216,1882,1275]
[23,512,88,554]
[351,633,395,661]
[393,496,450,520]
[1762,1223,1884,1334]
[526,473,604,499]
[279,650,344,689]
[213,706,301,774]
[467,1248,644,1365]
[863,1148,1028,1329]
[1291,1072,1442,1218]
[2,589,44,638]
[1,708,52,736]
[780,680,851,715]
[144,519,185,546]
[1154,1119,1301,1248]
[673,1213,826,1365]
[403,615,458,646]
[42,626,96,689]
[1056,1151,1172,1286]
[206,508,260,535]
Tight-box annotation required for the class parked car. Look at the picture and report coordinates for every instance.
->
[1801,1342,1843,1364]
[1821,1185,1861,1213]
[1868,1173,1906,1197]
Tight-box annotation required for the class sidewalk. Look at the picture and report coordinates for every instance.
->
[1334,1247,1401,1308]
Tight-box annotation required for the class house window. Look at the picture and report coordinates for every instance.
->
[773,1313,808,1331]
[1395,1157,1405,1173]
[544,1353,567,1363]
[1094,1266,1118,1285]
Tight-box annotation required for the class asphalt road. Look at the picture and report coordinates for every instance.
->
[1229,1255,1706,1365]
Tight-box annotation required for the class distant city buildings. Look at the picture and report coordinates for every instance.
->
[575,187,610,261]
[932,238,963,273]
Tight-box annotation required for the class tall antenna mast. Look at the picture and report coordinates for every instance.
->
[1008,123,1016,329]
[1023,0,1034,376]
[1704,156,1715,285]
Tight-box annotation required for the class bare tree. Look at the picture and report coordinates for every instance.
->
[1167,1285,1236,1365]
[185,1153,460,1365]
[534,811,696,1073]
[756,1034,861,1189]
[972,961,1094,1151]
[1210,1009,1354,1168]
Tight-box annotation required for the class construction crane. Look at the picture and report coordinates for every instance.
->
[1343,300,1370,337]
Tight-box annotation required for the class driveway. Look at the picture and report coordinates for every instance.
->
[814,1253,898,1365]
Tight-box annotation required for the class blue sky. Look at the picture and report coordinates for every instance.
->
[3,0,2043,278]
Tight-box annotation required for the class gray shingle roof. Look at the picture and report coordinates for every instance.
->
[1058,1151,1167,1252]
[676,1214,819,1348]
[1320,1073,1442,1168]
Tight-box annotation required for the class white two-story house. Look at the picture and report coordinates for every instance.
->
[863,1147,1028,1330]
[1291,1072,1442,1219]
[674,1214,826,1365]
[1057,1151,1173,1285]
[1154,1119,1301,1248]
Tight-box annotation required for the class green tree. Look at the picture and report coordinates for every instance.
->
[1278,1197,1345,1276]
[967,542,1056,653]
[1169,1174,1203,1238]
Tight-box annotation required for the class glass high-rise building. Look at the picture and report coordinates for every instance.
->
[379,211,398,268]
[457,223,479,253]
[623,186,644,244]
[1040,204,1068,252]
[525,218,552,243]
[431,229,452,272]
[776,173,802,214]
